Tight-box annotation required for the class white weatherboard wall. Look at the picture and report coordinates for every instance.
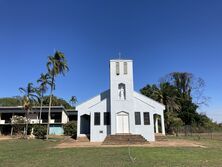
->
[132,95,155,141]
[90,98,111,142]
[134,92,166,136]
[77,90,111,142]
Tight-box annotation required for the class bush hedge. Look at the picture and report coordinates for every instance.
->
[33,124,47,139]
[63,121,77,138]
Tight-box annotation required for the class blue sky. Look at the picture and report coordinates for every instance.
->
[0,0,221,122]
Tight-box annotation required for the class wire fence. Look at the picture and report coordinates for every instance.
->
[172,125,222,140]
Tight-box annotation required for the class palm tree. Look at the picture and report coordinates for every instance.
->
[70,96,77,108]
[158,82,181,112]
[140,82,181,134]
[140,83,180,112]
[46,51,69,139]
[19,83,39,137]
[170,72,192,99]
[37,73,51,124]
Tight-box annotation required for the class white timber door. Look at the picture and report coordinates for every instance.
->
[116,112,129,133]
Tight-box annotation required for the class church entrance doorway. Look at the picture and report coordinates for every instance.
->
[80,114,90,139]
[116,111,129,134]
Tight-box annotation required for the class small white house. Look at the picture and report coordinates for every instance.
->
[77,59,165,142]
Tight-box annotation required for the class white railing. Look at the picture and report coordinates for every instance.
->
[0,120,5,124]
[0,119,57,124]
[50,119,55,123]
[30,119,41,124]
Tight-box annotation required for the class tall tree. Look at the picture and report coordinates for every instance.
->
[163,72,209,126]
[19,83,39,137]
[170,72,192,98]
[46,51,69,139]
[70,96,77,108]
[37,73,51,124]
[162,72,208,106]
[141,72,214,133]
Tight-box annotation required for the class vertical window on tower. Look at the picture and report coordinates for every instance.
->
[116,62,120,75]
[94,112,100,125]
[124,62,127,74]
[143,112,150,125]
[104,112,110,125]
[135,112,141,125]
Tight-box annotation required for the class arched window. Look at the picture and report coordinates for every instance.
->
[118,83,126,100]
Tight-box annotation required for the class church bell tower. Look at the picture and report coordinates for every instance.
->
[109,59,134,134]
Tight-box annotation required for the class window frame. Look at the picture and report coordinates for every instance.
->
[135,112,141,125]
[94,112,100,126]
[143,112,150,125]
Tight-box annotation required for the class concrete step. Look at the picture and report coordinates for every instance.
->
[77,136,90,142]
[103,134,148,145]
[155,134,167,141]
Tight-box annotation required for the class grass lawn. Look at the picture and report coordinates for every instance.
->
[1,137,222,167]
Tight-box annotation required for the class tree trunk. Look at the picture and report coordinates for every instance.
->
[25,121,28,138]
[46,76,54,140]
[176,127,179,137]
[25,109,29,139]
[39,95,43,124]
[11,126,13,136]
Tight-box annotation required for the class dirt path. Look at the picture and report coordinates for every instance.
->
[0,136,13,141]
[55,139,206,148]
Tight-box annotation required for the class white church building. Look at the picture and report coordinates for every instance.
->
[77,59,165,142]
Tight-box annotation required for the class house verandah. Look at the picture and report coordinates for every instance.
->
[0,106,76,135]
[153,113,165,135]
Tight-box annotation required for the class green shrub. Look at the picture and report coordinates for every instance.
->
[33,125,47,139]
[64,121,77,138]
[11,115,27,135]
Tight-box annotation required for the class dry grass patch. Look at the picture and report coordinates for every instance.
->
[55,138,206,148]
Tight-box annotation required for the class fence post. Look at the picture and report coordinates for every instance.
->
[190,125,192,137]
